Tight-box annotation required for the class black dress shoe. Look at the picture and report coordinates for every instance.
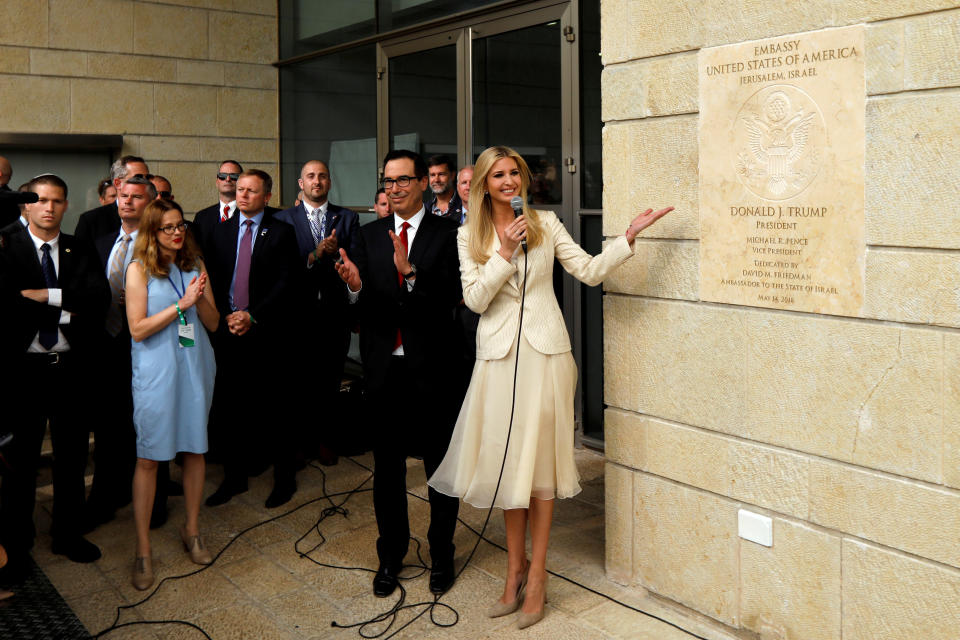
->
[372,564,400,597]
[205,481,248,507]
[149,500,168,529]
[429,560,456,595]
[264,482,296,509]
[166,480,184,497]
[51,536,101,563]
[315,443,339,466]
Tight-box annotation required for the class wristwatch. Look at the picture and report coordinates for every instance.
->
[403,264,417,280]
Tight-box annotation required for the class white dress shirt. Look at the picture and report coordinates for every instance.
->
[26,228,71,352]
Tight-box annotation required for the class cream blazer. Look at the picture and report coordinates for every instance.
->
[459,209,634,361]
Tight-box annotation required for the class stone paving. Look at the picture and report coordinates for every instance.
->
[31,449,742,640]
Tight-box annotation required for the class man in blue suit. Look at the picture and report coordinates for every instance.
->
[275,160,359,466]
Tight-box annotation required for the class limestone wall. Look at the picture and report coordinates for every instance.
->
[600,3,960,638]
[0,0,279,213]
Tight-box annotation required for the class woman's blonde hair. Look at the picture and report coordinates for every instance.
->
[466,146,543,264]
[133,199,201,278]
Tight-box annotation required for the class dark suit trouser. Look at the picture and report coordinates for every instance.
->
[371,356,459,570]
[87,331,137,511]
[294,305,350,454]
[213,329,295,487]
[0,353,89,557]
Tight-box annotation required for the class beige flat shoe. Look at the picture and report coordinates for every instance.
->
[180,526,212,565]
[131,555,154,591]
[486,567,529,618]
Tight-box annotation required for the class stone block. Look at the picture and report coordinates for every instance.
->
[49,0,132,53]
[223,62,277,90]
[198,137,277,163]
[843,539,960,640]
[603,239,698,301]
[904,8,960,90]
[0,46,32,74]
[839,0,959,23]
[604,462,633,584]
[155,84,218,136]
[644,53,698,118]
[865,92,960,249]
[809,460,960,569]
[601,60,645,122]
[0,76,70,132]
[0,0,47,47]
[134,2,207,59]
[138,136,201,162]
[156,162,211,215]
[604,297,747,436]
[728,442,809,519]
[71,78,154,134]
[232,0,277,15]
[645,419,728,495]
[209,12,276,64]
[741,519,841,640]
[218,88,277,137]
[178,60,224,86]
[866,20,904,94]
[601,117,698,240]
[30,50,86,77]
[87,53,177,83]
[745,312,943,483]
[864,248,960,327]
[944,333,960,489]
[603,408,645,470]
[633,474,738,625]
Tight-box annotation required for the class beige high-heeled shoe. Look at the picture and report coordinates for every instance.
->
[180,526,212,565]
[486,567,529,618]
[131,554,154,591]
[516,584,547,629]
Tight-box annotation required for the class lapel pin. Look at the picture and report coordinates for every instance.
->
[64,248,71,253]
[260,228,268,237]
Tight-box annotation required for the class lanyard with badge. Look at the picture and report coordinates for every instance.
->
[168,267,196,348]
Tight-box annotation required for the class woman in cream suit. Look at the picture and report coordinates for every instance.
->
[429,145,671,628]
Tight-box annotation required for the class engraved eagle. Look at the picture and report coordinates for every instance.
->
[740,91,816,196]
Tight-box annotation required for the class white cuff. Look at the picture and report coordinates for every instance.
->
[47,288,62,307]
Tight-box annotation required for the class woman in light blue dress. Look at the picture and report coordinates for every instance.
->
[124,199,219,590]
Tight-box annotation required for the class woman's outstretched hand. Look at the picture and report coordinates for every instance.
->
[625,207,674,244]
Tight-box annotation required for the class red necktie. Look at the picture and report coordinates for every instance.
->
[221,203,229,222]
[394,222,411,349]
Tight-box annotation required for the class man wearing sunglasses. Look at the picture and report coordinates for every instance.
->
[75,155,149,251]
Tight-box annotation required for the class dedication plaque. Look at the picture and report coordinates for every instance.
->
[698,25,865,315]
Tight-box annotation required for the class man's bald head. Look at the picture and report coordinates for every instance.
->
[0,156,11,186]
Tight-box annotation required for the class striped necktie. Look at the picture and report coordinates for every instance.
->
[105,233,131,337]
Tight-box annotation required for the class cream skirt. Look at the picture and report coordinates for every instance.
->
[428,333,581,510]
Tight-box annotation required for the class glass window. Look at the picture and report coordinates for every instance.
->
[389,45,457,158]
[279,0,376,59]
[378,0,500,33]
[579,0,602,210]
[279,45,378,208]
[579,214,604,438]
[472,21,562,205]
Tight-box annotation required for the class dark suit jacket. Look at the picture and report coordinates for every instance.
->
[192,203,281,259]
[0,185,23,228]
[351,213,462,393]
[0,229,110,356]
[74,202,120,252]
[94,230,132,338]
[0,218,26,240]
[423,192,464,224]
[205,210,299,338]
[274,202,359,312]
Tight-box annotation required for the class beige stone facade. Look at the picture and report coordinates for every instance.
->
[0,0,279,214]
[601,2,960,639]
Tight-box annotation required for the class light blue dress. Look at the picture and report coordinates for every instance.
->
[131,264,216,461]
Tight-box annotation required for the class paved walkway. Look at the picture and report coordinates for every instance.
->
[32,449,738,640]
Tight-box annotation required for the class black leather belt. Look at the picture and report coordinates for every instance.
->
[24,351,69,365]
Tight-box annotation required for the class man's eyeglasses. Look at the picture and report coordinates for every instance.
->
[217,172,240,181]
[159,222,188,235]
[380,175,419,190]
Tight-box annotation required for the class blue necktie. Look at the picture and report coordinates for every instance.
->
[39,243,59,349]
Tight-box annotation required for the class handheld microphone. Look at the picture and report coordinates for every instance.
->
[509,196,526,252]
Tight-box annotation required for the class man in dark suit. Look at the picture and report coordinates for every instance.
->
[275,160,359,466]
[336,150,463,597]
[192,160,281,257]
[0,156,23,228]
[84,176,166,532]
[423,154,464,223]
[0,174,110,586]
[204,170,301,509]
[74,155,149,250]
